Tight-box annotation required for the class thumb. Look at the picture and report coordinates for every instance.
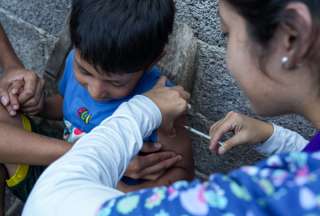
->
[154,76,167,88]
[217,134,245,155]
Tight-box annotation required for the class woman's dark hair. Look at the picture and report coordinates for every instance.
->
[225,0,320,47]
[70,0,175,74]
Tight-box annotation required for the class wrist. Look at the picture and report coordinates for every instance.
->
[261,122,274,143]
[3,64,25,75]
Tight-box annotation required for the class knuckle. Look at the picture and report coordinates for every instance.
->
[172,91,179,98]
[132,173,141,179]
[26,71,35,79]
[130,165,138,172]
[131,162,141,172]
[227,111,240,120]
[29,99,37,106]
[227,111,236,117]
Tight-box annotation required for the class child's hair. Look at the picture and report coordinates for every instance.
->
[224,0,320,47]
[70,0,175,74]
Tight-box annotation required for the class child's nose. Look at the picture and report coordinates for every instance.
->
[89,84,109,100]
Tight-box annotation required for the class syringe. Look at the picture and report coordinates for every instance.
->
[184,125,224,146]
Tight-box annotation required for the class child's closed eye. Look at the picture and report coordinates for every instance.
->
[110,81,127,87]
[79,67,92,76]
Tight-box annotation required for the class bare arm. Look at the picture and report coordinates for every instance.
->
[0,23,23,71]
[118,116,194,192]
[0,105,70,165]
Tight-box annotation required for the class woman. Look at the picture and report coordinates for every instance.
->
[23,0,320,215]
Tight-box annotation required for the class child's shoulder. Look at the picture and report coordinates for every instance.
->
[134,66,174,94]
[58,50,79,96]
[133,67,160,93]
[145,66,161,81]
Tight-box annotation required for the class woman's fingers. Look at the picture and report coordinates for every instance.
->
[140,142,162,153]
[22,78,45,109]
[209,112,238,153]
[125,151,179,179]
[6,80,24,116]
[138,154,182,178]
[142,171,166,181]
[171,86,191,101]
[218,133,246,155]
[209,112,274,155]
[21,91,45,116]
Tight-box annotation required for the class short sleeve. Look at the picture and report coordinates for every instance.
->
[58,50,75,97]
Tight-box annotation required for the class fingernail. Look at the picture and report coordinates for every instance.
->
[218,146,226,155]
[1,97,8,105]
[177,155,183,160]
[10,111,16,116]
[11,89,18,94]
[13,105,19,110]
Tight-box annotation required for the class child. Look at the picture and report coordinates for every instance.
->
[3,0,194,201]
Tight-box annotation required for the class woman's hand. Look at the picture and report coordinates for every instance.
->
[124,142,181,181]
[209,112,274,155]
[144,76,190,134]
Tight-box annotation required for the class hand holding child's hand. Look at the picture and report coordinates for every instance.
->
[124,142,181,180]
[209,112,274,155]
[0,69,45,116]
[19,77,45,116]
[2,79,23,116]
[144,76,190,134]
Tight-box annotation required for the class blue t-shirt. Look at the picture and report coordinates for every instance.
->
[59,50,167,143]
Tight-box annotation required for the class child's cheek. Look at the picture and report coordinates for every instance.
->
[112,87,134,99]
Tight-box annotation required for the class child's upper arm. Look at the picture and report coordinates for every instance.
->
[58,51,75,97]
[157,116,194,175]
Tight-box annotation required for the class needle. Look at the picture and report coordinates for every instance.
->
[184,125,224,146]
[185,104,224,146]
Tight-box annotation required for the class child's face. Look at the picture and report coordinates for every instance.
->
[73,50,145,101]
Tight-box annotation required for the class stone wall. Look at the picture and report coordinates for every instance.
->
[0,0,315,180]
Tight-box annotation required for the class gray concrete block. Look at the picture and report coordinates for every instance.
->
[158,23,198,92]
[191,41,246,122]
[0,10,57,75]
[0,0,71,35]
[175,0,225,47]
